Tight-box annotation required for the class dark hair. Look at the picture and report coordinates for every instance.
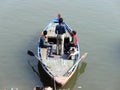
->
[43,30,47,35]
[59,18,63,24]
[72,30,76,35]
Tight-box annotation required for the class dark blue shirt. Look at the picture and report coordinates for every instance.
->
[39,36,48,48]
[55,24,66,35]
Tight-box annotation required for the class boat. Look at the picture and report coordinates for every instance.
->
[28,14,88,87]
[33,86,53,90]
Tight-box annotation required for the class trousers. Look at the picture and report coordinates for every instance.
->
[56,34,64,55]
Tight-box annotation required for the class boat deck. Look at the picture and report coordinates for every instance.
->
[42,54,74,76]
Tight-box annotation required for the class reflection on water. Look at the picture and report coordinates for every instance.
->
[78,62,87,77]
[59,62,87,90]
[28,60,87,90]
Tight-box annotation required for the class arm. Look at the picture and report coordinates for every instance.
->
[70,37,75,44]
[55,25,58,34]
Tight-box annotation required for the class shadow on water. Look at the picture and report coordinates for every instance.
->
[58,62,87,90]
[29,61,87,90]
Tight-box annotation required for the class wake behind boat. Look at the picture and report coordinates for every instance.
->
[28,14,88,87]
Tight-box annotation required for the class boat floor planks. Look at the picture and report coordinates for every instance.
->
[43,59,74,76]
